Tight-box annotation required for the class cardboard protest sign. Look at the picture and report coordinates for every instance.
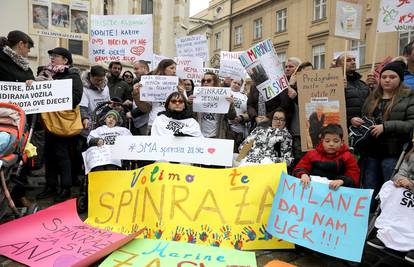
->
[203,68,220,76]
[219,51,247,80]
[175,56,204,82]
[89,15,153,62]
[0,199,141,267]
[266,173,373,262]
[176,35,209,62]
[112,136,234,166]
[331,0,366,40]
[239,39,288,101]
[0,80,72,114]
[296,68,347,151]
[333,50,360,69]
[152,54,170,70]
[100,238,257,267]
[140,75,179,102]
[82,145,122,174]
[192,87,232,114]
[86,162,294,250]
[28,0,90,41]
[377,0,414,32]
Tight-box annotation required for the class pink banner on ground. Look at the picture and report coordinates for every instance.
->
[0,199,141,267]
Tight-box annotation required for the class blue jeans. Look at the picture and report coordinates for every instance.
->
[362,156,398,199]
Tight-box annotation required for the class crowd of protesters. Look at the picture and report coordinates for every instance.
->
[1,30,414,262]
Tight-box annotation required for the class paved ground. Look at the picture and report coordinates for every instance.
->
[0,173,412,267]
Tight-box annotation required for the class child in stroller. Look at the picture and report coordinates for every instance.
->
[366,137,414,264]
[0,103,38,221]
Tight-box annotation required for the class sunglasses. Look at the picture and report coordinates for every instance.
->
[201,78,213,84]
[170,99,184,104]
[124,75,133,78]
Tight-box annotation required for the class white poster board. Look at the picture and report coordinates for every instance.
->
[176,35,209,62]
[175,57,204,82]
[377,0,414,32]
[334,0,365,40]
[151,54,169,70]
[192,87,232,114]
[82,146,121,174]
[219,51,247,80]
[89,15,153,62]
[140,75,179,102]
[112,136,234,166]
[239,39,288,101]
[0,80,72,114]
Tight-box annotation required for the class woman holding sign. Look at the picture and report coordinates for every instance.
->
[352,61,414,200]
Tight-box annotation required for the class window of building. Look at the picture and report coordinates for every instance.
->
[313,0,327,21]
[277,52,286,68]
[104,0,113,15]
[215,32,221,50]
[399,30,414,55]
[312,44,325,69]
[254,18,263,40]
[235,26,243,45]
[141,0,153,14]
[68,39,83,56]
[350,40,366,65]
[276,9,287,33]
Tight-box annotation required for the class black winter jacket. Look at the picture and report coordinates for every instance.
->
[107,76,131,102]
[0,49,34,82]
[345,72,369,127]
[52,67,83,109]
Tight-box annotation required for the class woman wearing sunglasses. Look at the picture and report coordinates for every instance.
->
[151,92,202,137]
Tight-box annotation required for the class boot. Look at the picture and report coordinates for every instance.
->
[53,188,71,203]
[36,186,57,199]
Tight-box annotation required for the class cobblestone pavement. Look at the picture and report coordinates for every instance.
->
[0,174,411,267]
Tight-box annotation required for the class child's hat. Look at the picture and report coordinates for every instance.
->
[105,110,121,122]
[380,60,406,82]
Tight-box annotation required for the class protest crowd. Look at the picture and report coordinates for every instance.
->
[0,4,414,267]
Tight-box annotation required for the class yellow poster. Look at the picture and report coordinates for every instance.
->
[86,162,294,250]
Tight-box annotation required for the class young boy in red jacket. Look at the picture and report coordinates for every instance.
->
[293,124,360,189]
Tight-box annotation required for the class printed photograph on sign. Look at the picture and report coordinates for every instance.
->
[51,3,70,28]
[247,63,269,85]
[32,4,49,29]
[71,9,88,34]
[305,101,340,150]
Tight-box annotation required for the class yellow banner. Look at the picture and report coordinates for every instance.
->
[86,162,293,250]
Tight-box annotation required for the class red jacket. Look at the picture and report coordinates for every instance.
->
[293,143,360,187]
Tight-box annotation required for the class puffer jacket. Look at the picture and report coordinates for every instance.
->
[345,72,369,127]
[107,75,131,102]
[293,143,360,187]
[0,48,34,82]
[362,87,414,157]
[52,67,83,109]
[393,153,414,182]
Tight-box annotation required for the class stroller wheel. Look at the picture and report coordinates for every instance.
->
[77,195,88,214]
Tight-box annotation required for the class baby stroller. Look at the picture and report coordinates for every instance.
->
[363,136,414,266]
[76,100,132,213]
[0,103,38,221]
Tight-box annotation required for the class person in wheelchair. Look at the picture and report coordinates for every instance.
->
[367,140,414,263]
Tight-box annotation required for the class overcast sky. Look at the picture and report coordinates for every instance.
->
[190,0,209,16]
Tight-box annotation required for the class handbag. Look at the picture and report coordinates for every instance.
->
[41,105,82,137]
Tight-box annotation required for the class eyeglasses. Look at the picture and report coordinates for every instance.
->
[49,54,63,59]
[170,99,184,104]
[124,75,133,78]
[273,117,286,122]
[201,78,213,84]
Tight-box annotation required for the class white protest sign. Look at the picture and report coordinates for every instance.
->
[377,0,414,32]
[176,35,209,62]
[193,87,232,114]
[175,56,204,81]
[334,50,360,69]
[89,15,153,62]
[151,54,169,70]
[81,145,121,174]
[140,75,179,102]
[219,51,247,80]
[203,68,220,75]
[112,136,234,166]
[239,39,288,101]
[0,80,72,114]
[334,0,365,40]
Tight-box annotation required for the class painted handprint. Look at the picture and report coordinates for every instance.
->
[242,226,257,242]
[171,226,185,241]
[144,228,152,239]
[220,225,232,240]
[199,224,212,242]
[154,222,164,239]
[186,228,197,243]
[210,233,223,247]
[131,223,141,234]
[231,234,244,250]
[258,224,273,241]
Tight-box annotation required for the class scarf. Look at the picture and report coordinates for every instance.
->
[159,108,194,120]
[2,46,30,71]
[44,64,69,76]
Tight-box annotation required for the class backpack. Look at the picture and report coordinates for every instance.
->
[41,105,82,137]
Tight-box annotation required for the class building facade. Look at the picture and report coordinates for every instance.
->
[0,0,190,71]
[190,0,414,75]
